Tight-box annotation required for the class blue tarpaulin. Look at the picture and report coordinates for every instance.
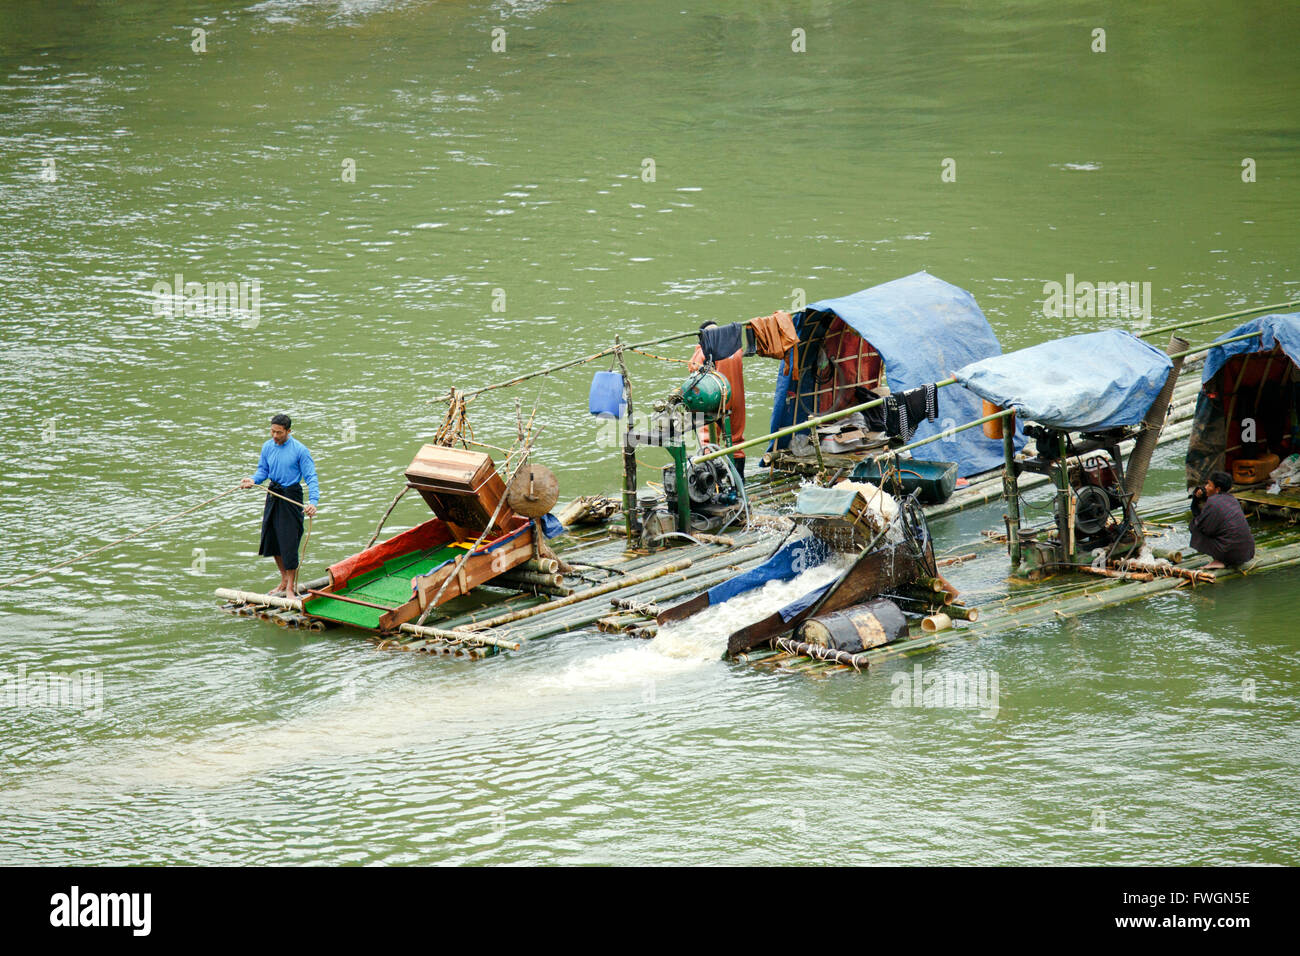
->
[769,271,1021,478]
[1201,312,1300,382]
[705,536,829,606]
[953,329,1173,431]
[777,580,834,622]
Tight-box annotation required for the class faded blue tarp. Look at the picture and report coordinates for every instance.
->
[778,580,835,622]
[795,485,861,517]
[1201,312,1300,382]
[705,536,829,606]
[769,271,1022,478]
[953,329,1173,431]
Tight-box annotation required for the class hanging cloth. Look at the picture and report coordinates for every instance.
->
[699,323,744,364]
[885,383,939,442]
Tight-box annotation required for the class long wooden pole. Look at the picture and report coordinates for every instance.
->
[1001,418,1022,568]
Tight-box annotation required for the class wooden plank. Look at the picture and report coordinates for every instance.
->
[1234,489,1300,511]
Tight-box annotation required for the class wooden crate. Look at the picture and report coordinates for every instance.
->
[404,445,513,537]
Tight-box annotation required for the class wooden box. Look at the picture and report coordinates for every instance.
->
[404,445,513,537]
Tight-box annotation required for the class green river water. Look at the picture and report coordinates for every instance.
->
[1,0,1298,865]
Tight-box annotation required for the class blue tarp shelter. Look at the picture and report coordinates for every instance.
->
[768,271,1020,478]
[1200,312,1300,383]
[953,329,1173,431]
[1186,312,1300,485]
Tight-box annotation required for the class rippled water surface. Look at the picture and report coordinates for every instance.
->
[2,0,1298,864]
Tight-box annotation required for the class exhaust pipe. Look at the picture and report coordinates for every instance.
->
[1126,333,1190,504]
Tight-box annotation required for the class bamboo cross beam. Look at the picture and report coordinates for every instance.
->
[461,319,770,398]
[215,588,304,611]
[453,557,694,631]
[1168,330,1264,361]
[398,622,522,652]
[874,408,1016,462]
[1139,299,1300,339]
[692,376,962,465]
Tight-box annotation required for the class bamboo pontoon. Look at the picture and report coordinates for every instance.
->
[214,309,1300,676]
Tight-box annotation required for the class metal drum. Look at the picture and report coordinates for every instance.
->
[794,598,909,653]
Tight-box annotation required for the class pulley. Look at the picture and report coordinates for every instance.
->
[1073,484,1112,535]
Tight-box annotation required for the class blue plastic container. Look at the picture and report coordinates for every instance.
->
[588,371,626,419]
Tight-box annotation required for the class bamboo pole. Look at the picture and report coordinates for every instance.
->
[454,557,694,631]
[500,550,772,641]
[398,622,522,651]
[1126,334,1189,504]
[691,377,960,465]
[1110,559,1214,584]
[216,588,304,611]
[1139,299,1300,339]
[364,486,409,550]
[1169,330,1264,361]
[496,569,564,588]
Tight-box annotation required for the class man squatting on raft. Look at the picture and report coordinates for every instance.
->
[1190,470,1255,570]
[240,414,319,596]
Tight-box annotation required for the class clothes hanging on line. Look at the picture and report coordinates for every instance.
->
[885,383,939,442]
[747,311,800,372]
[698,322,744,364]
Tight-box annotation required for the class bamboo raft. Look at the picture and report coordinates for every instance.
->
[214,301,1300,674]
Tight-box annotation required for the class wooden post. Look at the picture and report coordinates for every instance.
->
[616,338,638,544]
[1002,414,1022,568]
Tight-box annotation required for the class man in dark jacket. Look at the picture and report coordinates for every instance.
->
[1190,470,1255,569]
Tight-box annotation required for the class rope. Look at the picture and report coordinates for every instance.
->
[415,421,546,625]
[0,482,317,590]
[434,387,474,447]
[0,485,244,590]
[627,346,690,365]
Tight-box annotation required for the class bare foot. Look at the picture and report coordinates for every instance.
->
[268,585,287,597]
[1204,560,1225,570]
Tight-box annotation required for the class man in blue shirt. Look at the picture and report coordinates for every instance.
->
[240,414,320,598]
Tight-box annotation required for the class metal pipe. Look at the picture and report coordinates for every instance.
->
[1126,334,1190,505]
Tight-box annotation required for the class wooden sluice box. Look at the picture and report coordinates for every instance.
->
[300,446,538,632]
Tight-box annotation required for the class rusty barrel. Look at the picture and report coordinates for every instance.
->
[794,598,908,653]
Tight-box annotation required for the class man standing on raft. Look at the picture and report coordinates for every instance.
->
[240,414,319,597]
